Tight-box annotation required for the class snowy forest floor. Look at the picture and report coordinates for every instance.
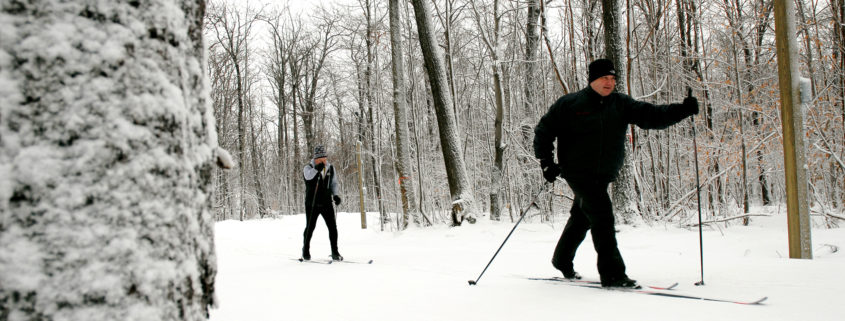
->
[209,208,844,321]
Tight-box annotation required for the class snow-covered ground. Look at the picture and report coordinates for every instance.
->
[209,209,844,321]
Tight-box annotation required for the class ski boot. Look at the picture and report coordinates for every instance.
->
[562,270,582,280]
[601,276,641,289]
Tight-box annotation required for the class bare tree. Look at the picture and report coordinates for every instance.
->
[410,0,477,225]
[264,8,297,214]
[299,11,341,155]
[1,0,217,318]
[209,2,262,220]
[389,0,420,229]
[469,0,507,220]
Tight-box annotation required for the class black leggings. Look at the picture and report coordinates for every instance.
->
[303,204,339,255]
[551,179,626,281]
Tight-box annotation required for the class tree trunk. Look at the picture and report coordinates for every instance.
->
[469,0,506,221]
[361,0,387,229]
[410,0,477,225]
[250,102,269,218]
[491,65,506,221]
[602,0,639,224]
[266,14,290,214]
[522,0,542,149]
[0,0,216,318]
[389,0,418,229]
[236,63,247,220]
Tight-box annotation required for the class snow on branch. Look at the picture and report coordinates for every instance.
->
[683,213,772,227]
[812,211,845,222]
[215,146,234,169]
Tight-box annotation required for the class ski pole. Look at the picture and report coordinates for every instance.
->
[468,182,554,286]
[689,87,705,286]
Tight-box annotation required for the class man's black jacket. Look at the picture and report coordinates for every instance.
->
[534,86,696,182]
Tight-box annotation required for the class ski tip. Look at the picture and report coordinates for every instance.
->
[747,296,768,305]
[367,259,374,264]
[666,282,679,290]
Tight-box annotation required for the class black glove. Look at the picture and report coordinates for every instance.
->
[333,195,341,205]
[684,88,699,115]
[314,162,325,171]
[541,161,560,183]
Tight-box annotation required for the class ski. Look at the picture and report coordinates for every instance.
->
[531,277,767,305]
[327,256,374,264]
[528,276,678,290]
[294,258,332,264]
[333,259,374,264]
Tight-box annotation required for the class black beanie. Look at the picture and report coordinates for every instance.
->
[588,59,617,83]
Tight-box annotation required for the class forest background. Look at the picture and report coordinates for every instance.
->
[205,0,845,230]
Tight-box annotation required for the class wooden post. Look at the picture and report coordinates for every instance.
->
[773,0,812,259]
[357,141,367,229]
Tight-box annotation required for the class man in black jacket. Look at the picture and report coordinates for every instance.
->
[533,59,698,288]
[302,145,343,261]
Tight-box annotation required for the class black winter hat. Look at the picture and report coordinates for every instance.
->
[314,145,327,159]
[588,59,617,83]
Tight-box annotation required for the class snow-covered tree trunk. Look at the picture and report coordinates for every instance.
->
[409,0,476,226]
[1,0,217,319]
[388,0,418,229]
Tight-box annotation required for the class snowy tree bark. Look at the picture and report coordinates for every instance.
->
[1,0,217,319]
[410,0,477,225]
[388,0,418,229]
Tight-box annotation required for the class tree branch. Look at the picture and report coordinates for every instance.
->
[684,213,772,227]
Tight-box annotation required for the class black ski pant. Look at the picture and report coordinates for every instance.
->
[551,178,627,281]
[302,204,339,255]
